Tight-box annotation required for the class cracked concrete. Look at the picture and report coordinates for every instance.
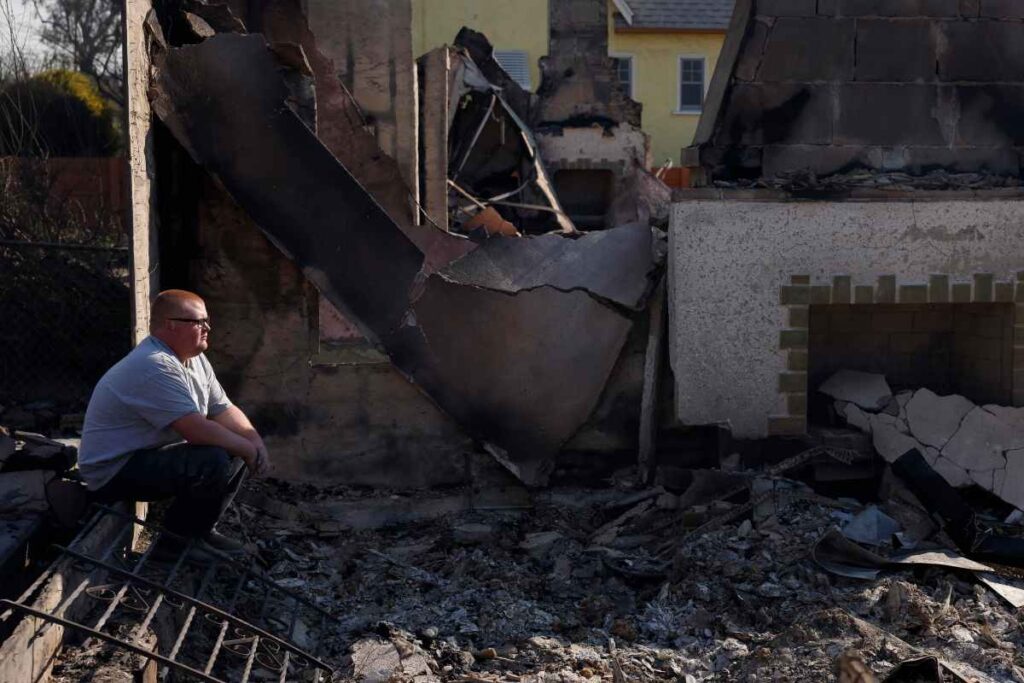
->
[831,371,1024,512]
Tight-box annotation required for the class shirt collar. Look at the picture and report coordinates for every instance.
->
[146,335,195,368]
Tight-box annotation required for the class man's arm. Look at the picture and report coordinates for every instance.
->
[170,412,259,472]
[211,406,262,445]
[211,406,271,476]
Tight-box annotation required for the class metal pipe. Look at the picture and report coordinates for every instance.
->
[277,650,291,683]
[240,635,260,683]
[451,93,497,181]
[130,538,195,643]
[204,621,230,674]
[92,540,157,632]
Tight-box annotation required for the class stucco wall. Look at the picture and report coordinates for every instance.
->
[410,1,724,165]
[608,30,725,165]
[669,199,1024,439]
[411,0,548,90]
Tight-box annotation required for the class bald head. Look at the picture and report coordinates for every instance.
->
[151,289,205,330]
[150,289,211,361]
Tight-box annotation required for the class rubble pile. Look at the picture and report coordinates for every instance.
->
[822,370,1024,512]
[185,462,1024,682]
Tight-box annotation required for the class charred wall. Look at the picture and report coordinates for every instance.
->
[191,179,475,487]
[137,0,655,487]
[534,0,641,127]
[698,0,1024,181]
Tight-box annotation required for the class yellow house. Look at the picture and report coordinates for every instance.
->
[410,0,733,168]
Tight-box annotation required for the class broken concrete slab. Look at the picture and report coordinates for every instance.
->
[842,403,872,433]
[819,370,892,412]
[919,447,976,489]
[870,417,923,464]
[905,389,974,449]
[982,404,1024,430]
[1002,449,1024,509]
[941,406,1024,472]
[149,32,652,485]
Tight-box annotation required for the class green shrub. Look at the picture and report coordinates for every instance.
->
[0,69,121,157]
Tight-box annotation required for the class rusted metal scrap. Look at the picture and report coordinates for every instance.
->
[148,32,658,484]
[445,50,574,234]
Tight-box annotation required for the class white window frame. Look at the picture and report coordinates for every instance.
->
[675,55,707,115]
[609,52,635,99]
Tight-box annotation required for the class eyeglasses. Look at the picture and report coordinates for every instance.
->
[167,317,212,329]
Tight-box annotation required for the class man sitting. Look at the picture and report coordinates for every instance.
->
[79,289,270,556]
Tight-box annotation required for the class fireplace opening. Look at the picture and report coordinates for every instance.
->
[807,303,1015,422]
[553,169,614,229]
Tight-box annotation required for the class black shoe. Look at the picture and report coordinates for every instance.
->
[202,529,247,556]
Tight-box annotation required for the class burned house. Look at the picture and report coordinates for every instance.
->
[9,0,1024,681]
[116,0,670,492]
[532,0,649,229]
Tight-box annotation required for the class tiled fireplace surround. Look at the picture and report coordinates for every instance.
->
[670,197,1024,439]
[781,277,1022,434]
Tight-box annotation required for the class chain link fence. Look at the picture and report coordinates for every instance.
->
[0,238,131,412]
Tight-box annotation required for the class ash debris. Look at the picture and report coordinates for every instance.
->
[202,460,1024,682]
[711,169,1023,194]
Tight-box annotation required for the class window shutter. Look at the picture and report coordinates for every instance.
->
[493,50,532,90]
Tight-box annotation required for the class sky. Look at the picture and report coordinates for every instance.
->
[4,0,47,62]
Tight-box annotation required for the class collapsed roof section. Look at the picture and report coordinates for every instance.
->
[145,1,661,485]
[688,0,1024,185]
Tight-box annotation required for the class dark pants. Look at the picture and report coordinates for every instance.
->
[94,443,246,538]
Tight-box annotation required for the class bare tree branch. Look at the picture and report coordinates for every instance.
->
[30,0,123,105]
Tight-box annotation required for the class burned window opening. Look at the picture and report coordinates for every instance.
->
[553,169,616,230]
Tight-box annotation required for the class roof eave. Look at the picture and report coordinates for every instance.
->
[612,0,634,25]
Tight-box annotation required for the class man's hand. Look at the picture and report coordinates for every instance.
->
[238,441,271,478]
[212,406,270,477]
[252,442,271,477]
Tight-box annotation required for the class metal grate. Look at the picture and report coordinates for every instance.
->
[0,505,338,682]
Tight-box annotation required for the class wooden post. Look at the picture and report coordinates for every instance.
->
[638,277,667,484]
